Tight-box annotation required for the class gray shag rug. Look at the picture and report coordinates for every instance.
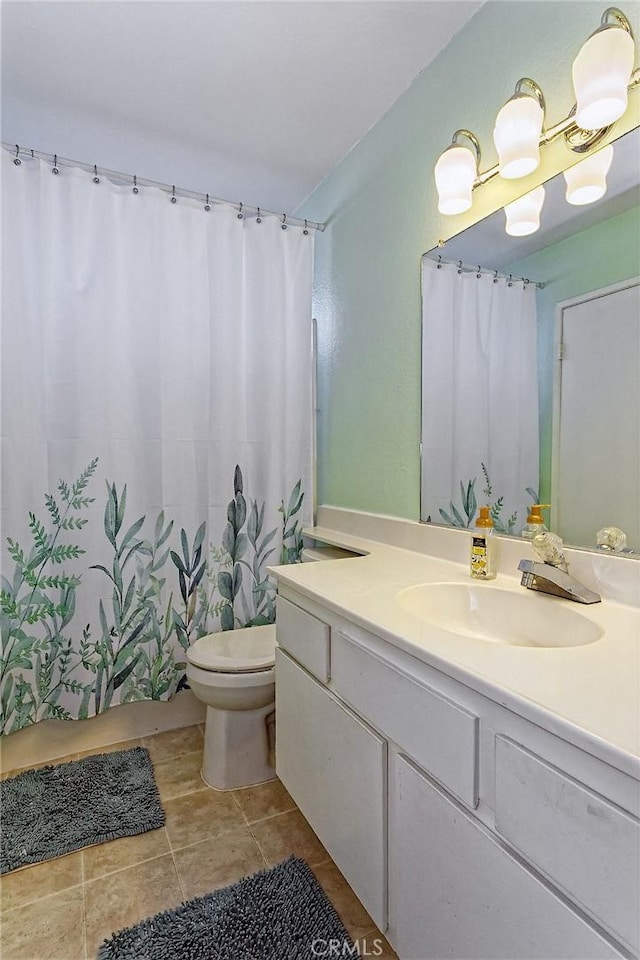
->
[1,746,165,873]
[97,855,359,960]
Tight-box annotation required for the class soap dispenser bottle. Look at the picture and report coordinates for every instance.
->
[521,504,550,540]
[470,506,496,580]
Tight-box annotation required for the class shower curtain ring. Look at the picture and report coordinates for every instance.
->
[493,270,499,284]
[170,185,177,204]
[13,144,21,166]
[204,194,211,212]
[476,265,482,279]
[132,175,139,194]
[457,260,463,274]
[508,274,513,287]
[281,214,287,230]
[52,154,59,175]
[237,202,244,219]
[256,207,262,224]
[436,255,442,269]
[303,219,309,236]
[93,164,100,184]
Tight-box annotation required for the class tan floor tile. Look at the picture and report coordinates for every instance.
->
[0,753,80,780]
[77,738,144,759]
[0,851,83,914]
[1,886,85,960]
[233,777,296,824]
[172,827,264,900]
[82,826,170,881]
[250,808,327,866]
[313,860,375,941]
[142,725,203,763]
[152,751,203,800]
[164,787,245,851]
[360,930,399,958]
[85,852,182,956]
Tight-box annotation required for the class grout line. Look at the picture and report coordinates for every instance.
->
[164,829,187,903]
[240,805,297,827]
[246,824,270,867]
[163,823,253,857]
[1,879,85,917]
[229,790,251,826]
[82,845,172,885]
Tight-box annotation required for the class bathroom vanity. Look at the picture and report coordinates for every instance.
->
[270,515,640,960]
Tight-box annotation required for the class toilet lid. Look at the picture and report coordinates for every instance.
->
[187,624,277,673]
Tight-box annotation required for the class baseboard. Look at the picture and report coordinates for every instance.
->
[0,690,206,772]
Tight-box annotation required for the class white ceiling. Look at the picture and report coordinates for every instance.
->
[1,1,482,211]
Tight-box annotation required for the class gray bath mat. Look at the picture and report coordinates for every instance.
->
[1,746,164,873]
[97,855,358,959]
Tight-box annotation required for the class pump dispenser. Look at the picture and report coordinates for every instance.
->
[521,504,550,540]
[470,506,497,580]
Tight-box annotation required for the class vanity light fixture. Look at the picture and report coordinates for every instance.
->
[563,143,614,204]
[434,130,481,215]
[504,185,545,236]
[573,8,635,130]
[434,6,638,219]
[493,78,546,179]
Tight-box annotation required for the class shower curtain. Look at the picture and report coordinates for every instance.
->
[421,257,539,533]
[0,150,313,734]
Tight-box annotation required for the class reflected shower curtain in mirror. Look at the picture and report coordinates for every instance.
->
[0,150,313,734]
[421,257,539,533]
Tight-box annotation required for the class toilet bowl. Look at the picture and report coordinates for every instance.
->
[186,624,277,790]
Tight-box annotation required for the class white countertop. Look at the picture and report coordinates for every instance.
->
[269,525,640,777]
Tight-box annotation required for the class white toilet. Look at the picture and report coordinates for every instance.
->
[186,624,277,790]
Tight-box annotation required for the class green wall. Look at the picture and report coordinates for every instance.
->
[298,1,640,519]
[507,203,640,505]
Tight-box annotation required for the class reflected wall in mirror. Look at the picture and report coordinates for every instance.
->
[420,126,640,556]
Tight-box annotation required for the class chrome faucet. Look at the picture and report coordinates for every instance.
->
[518,532,601,604]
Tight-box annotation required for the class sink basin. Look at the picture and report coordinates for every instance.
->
[396,583,603,648]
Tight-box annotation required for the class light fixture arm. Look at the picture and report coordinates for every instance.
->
[474,67,639,187]
[514,78,546,115]
[600,7,634,38]
[451,129,481,169]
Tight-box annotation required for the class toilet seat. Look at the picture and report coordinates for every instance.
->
[187,624,277,674]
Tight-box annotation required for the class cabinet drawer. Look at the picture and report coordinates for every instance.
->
[495,736,640,954]
[276,596,330,682]
[332,631,478,808]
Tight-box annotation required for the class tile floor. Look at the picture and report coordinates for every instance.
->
[0,724,397,959]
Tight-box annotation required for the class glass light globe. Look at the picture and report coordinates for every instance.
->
[494,95,544,179]
[504,186,545,237]
[564,144,614,205]
[573,26,635,129]
[434,144,476,215]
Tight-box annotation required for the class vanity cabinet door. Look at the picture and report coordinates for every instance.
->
[275,649,387,930]
[388,751,623,960]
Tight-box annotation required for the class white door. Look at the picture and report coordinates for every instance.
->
[275,649,387,930]
[554,280,640,551]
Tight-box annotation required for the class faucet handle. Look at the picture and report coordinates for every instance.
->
[596,526,627,552]
[532,531,567,570]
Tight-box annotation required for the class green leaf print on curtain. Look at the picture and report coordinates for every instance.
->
[0,463,304,735]
[437,462,538,534]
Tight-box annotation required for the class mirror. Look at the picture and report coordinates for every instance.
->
[420,126,640,555]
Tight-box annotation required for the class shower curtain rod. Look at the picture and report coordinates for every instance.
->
[3,141,326,233]
[427,253,544,289]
